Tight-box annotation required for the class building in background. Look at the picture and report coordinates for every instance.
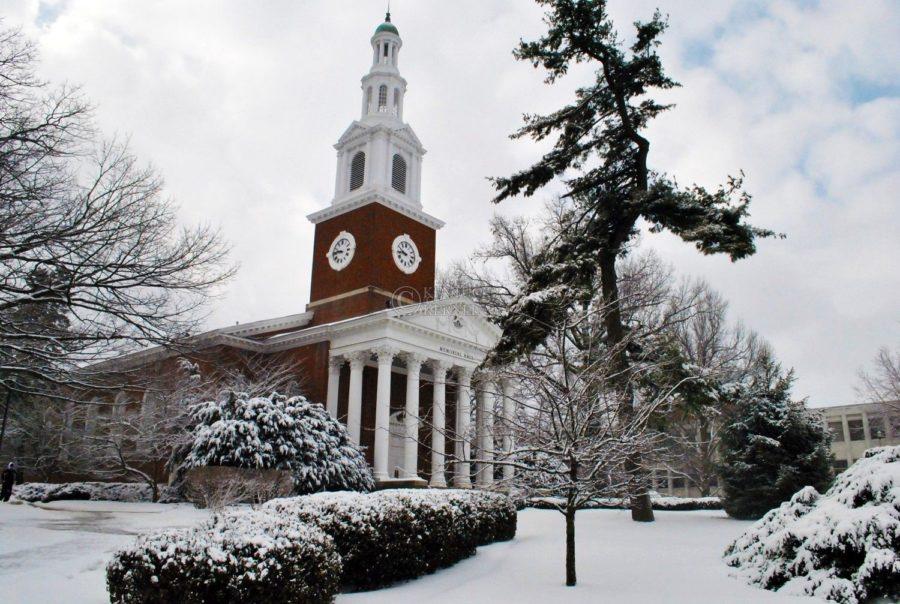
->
[819,401,900,472]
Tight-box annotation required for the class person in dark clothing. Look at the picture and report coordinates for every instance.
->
[1,463,16,502]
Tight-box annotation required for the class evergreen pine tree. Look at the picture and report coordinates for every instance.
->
[488,0,778,521]
[719,355,832,519]
[184,391,375,494]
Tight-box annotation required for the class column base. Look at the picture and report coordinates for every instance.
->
[453,476,473,488]
[375,477,428,490]
[429,476,447,488]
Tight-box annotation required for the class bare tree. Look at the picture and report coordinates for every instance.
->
[0,26,235,415]
[490,303,680,586]
[857,345,900,431]
[653,281,767,496]
[66,354,306,499]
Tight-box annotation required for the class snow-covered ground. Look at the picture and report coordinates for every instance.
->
[0,501,822,603]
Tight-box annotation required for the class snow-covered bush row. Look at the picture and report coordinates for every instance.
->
[527,495,722,511]
[724,446,900,604]
[14,481,181,503]
[183,391,375,494]
[107,508,341,604]
[264,489,517,590]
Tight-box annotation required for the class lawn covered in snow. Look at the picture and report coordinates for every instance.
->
[0,500,823,603]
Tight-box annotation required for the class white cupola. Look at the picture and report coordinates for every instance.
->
[326,12,429,216]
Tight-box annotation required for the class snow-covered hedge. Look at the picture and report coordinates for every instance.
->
[527,495,722,511]
[183,391,375,495]
[13,482,181,504]
[264,489,517,590]
[724,446,900,604]
[107,509,341,604]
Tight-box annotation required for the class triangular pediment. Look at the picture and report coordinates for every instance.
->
[390,297,501,349]
[335,122,368,147]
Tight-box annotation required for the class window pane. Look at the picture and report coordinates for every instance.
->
[868,416,886,439]
[828,421,844,442]
[847,419,865,441]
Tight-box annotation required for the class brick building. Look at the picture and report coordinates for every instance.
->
[107,13,510,489]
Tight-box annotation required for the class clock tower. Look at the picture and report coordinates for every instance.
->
[306,12,443,326]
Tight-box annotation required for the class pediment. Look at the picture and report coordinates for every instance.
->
[335,122,368,147]
[391,297,501,349]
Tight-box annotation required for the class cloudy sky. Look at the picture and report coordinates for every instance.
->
[5,0,899,406]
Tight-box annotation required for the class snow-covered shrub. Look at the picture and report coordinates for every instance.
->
[724,446,900,604]
[527,495,722,511]
[183,391,374,494]
[107,508,341,604]
[13,481,180,503]
[264,489,517,590]
[182,467,293,508]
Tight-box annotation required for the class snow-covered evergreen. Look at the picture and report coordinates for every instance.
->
[183,391,374,494]
[724,446,900,603]
[718,357,832,519]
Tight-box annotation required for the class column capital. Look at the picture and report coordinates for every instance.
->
[348,350,369,369]
[430,359,452,382]
[403,351,427,370]
[456,366,473,385]
[373,345,398,364]
[328,355,345,369]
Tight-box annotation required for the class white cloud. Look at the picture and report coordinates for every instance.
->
[5,0,898,405]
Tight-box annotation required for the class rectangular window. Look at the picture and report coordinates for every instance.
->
[868,416,886,439]
[891,415,900,438]
[828,421,844,442]
[709,475,719,488]
[847,418,865,441]
[671,477,685,489]
[832,459,848,471]
[655,476,669,490]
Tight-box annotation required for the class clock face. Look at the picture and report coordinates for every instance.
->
[327,231,356,271]
[392,234,421,274]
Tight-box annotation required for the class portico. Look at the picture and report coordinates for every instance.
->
[312,297,511,488]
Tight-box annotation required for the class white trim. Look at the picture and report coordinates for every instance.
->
[307,193,444,230]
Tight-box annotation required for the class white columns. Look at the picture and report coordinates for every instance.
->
[326,356,343,419]
[347,352,367,445]
[501,380,515,483]
[454,368,473,488]
[430,360,450,487]
[373,347,396,481]
[476,380,495,488]
[403,353,425,478]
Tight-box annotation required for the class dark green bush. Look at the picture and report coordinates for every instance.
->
[264,489,517,590]
[107,509,341,604]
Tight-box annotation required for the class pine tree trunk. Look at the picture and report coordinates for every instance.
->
[599,249,655,523]
[565,506,577,586]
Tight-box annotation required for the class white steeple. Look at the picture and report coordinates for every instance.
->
[324,12,432,221]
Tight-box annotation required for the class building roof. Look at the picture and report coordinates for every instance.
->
[375,13,399,35]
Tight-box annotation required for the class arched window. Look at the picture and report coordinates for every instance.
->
[378,85,388,108]
[391,153,407,194]
[393,88,400,108]
[365,87,372,112]
[349,151,365,191]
